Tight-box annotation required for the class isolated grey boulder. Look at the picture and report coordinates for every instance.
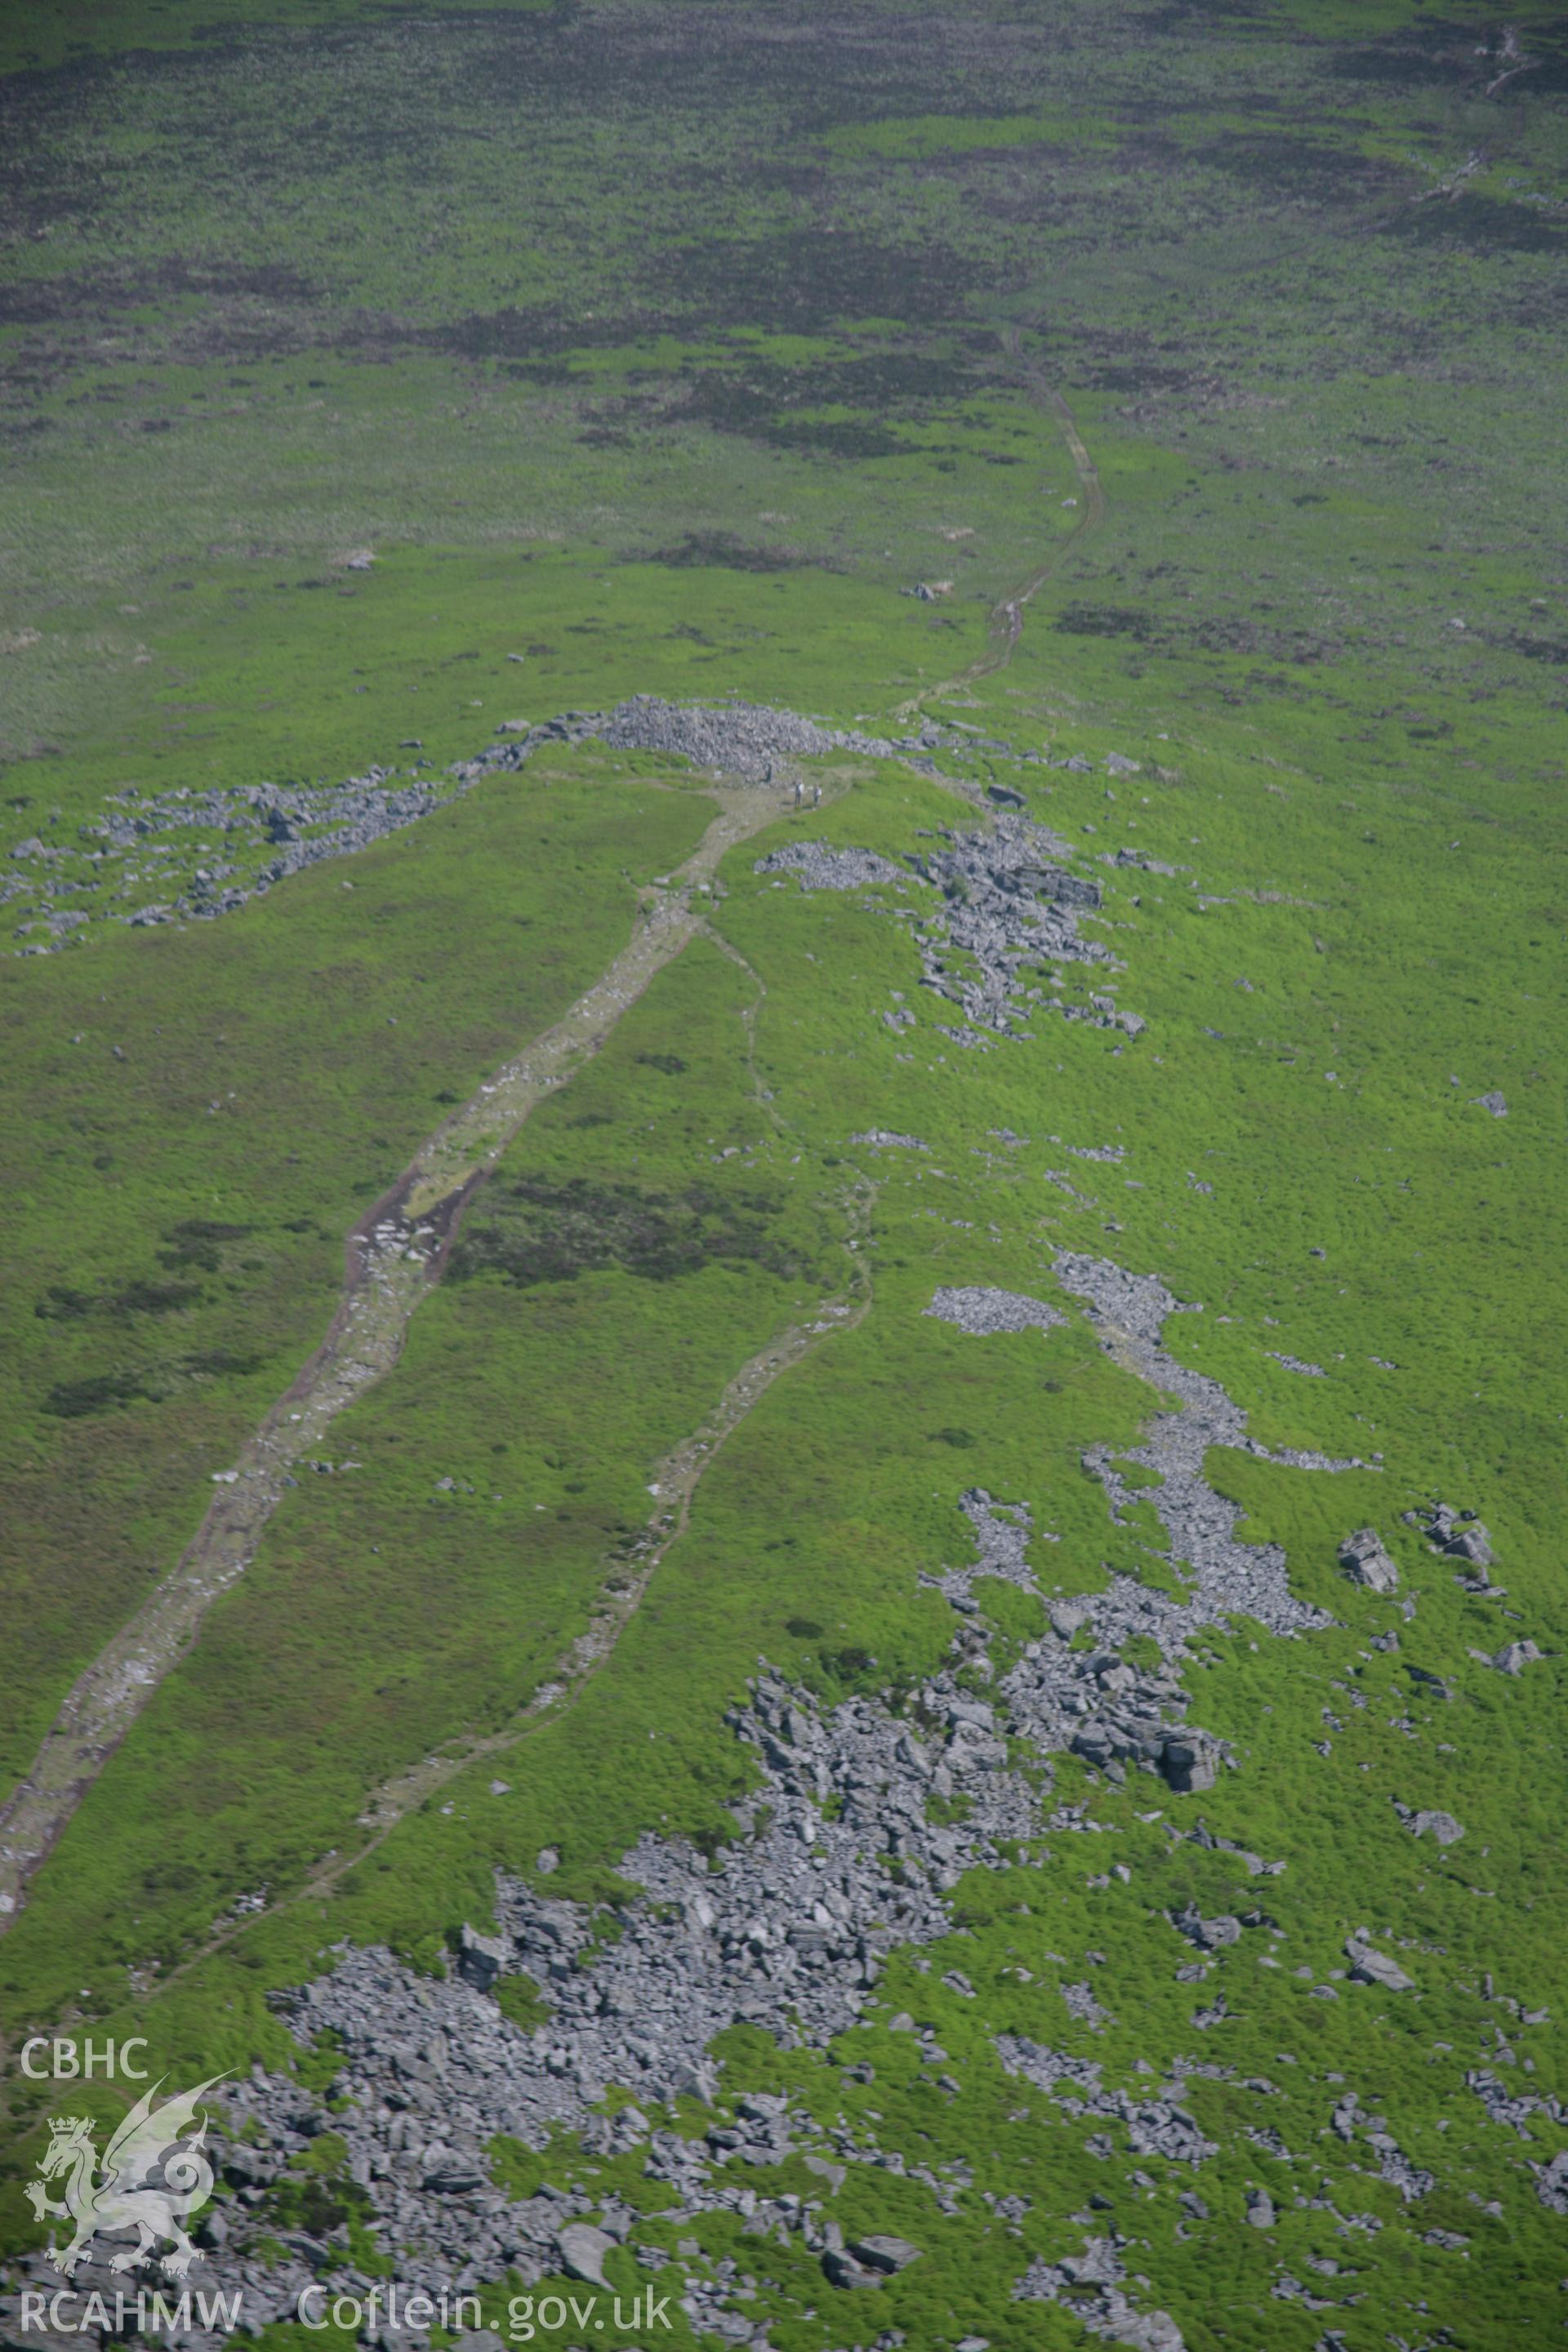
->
[849,2235,923,2274]
[1402,1808,1465,1846]
[1340,1528,1399,1593]
[1535,2150,1568,2214]
[557,2223,617,2286]
[1346,1936,1414,1992]
[1172,1907,1242,1950]
[1118,2316,1186,2352]
[1494,1640,1542,1676]
[1245,2188,1276,2230]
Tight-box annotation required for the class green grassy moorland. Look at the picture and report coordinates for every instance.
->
[2,4,1566,2351]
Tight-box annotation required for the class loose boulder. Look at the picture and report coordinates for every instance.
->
[1160,1734,1218,1794]
[849,2235,923,2275]
[1535,2150,1568,2215]
[1346,1936,1414,1993]
[557,2224,617,2287]
[1340,1528,1399,1593]
[1171,1906,1242,1951]
[1400,1807,1465,1846]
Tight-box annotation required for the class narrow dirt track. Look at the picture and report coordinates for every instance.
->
[150,921,873,1989]
[898,327,1105,718]
[158,1178,875,1994]
[0,780,809,1931]
[0,368,1101,1930]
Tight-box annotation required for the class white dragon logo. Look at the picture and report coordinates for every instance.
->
[25,2075,225,2279]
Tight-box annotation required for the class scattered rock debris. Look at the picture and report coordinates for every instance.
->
[1396,1803,1466,1846]
[924,1285,1066,1338]
[756,842,909,892]
[0,1258,1469,2352]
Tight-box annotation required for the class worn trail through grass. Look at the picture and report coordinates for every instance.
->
[157,1172,875,1993]
[899,327,1104,719]
[0,780,808,1930]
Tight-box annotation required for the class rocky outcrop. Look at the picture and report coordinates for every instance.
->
[0,1254,1425,2352]
[1055,1254,1345,1642]
[1014,2233,1186,2351]
[1340,1527,1400,1594]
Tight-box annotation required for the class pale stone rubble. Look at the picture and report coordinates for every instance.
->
[755,813,1149,1045]
[6,770,457,947]
[3,695,904,952]
[755,844,908,892]
[994,2040,1218,2167]
[158,1263,1380,2349]
[919,1487,1051,1614]
[1053,1254,1349,1646]
[7,1637,1213,2344]
[1013,2234,1187,2352]
[12,697,1165,1018]
[115,1610,1231,2347]
[6,1263,1530,2352]
[924,1285,1066,1338]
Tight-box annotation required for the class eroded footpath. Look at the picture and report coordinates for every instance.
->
[0,781,804,1925]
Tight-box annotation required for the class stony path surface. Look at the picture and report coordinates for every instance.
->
[0,780,808,1928]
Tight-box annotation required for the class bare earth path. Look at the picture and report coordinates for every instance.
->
[0,359,1094,1930]
[0,779,811,1930]
[898,327,1104,719]
[157,1175,875,1993]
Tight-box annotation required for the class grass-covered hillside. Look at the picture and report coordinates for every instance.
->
[2,7,1565,2352]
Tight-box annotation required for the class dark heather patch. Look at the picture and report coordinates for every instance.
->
[110,1279,205,1319]
[157,1218,255,1273]
[1055,603,1160,643]
[43,1371,154,1419]
[632,533,824,574]
[1200,133,1409,203]
[449,1176,802,1287]
[1326,42,1476,88]
[1389,196,1568,258]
